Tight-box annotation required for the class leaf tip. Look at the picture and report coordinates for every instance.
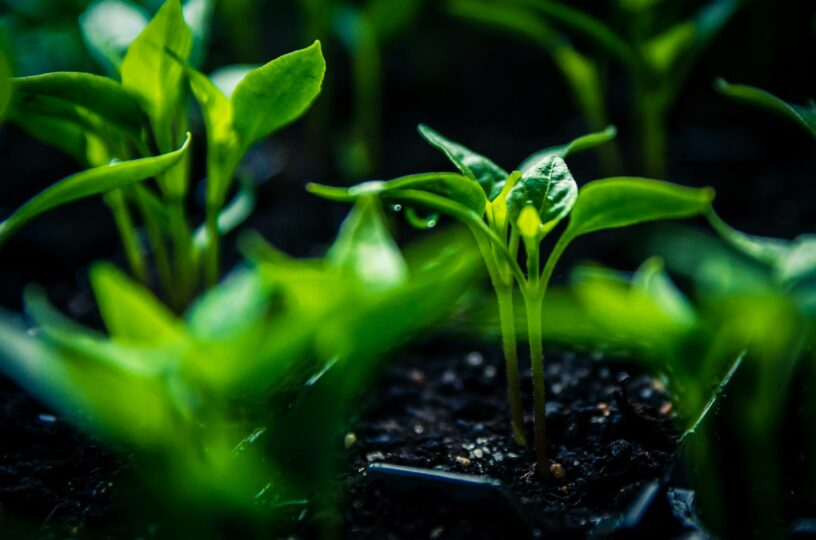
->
[714,77,728,92]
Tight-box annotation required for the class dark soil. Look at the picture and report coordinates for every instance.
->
[342,345,679,539]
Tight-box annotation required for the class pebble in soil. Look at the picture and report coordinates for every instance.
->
[342,346,678,539]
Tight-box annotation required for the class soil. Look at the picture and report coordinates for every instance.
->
[341,344,679,539]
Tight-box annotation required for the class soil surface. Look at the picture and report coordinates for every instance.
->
[342,345,679,539]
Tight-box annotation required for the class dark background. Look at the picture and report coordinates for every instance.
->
[1,0,814,313]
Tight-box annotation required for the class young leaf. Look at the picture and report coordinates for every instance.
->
[12,72,144,141]
[632,257,696,326]
[328,197,408,291]
[79,0,150,75]
[0,134,190,246]
[517,126,617,174]
[507,156,577,235]
[309,172,487,215]
[418,124,508,197]
[121,0,192,129]
[90,262,185,345]
[716,79,816,138]
[564,177,714,240]
[231,41,326,150]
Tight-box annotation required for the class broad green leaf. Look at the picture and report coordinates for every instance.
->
[707,209,792,268]
[0,133,190,246]
[328,197,408,291]
[12,72,144,140]
[231,41,326,150]
[778,236,816,284]
[90,262,185,345]
[309,172,487,215]
[564,177,714,239]
[716,79,816,138]
[507,156,577,236]
[80,0,149,75]
[632,257,696,326]
[418,123,508,197]
[517,126,617,175]
[121,0,192,130]
[186,269,271,340]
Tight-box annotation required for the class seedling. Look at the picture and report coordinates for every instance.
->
[1,0,325,308]
[0,197,479,531]
[448,0,740,176]
[309,124,714,472]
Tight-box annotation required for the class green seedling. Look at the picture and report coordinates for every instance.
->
[0,197,479,534]
[448,0,740,176]
[309,124,714,472]
[716,79,816,138]
[299,0,424,176]
[2,0,325,308]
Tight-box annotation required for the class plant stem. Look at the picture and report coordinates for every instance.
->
[204,206,220,289]
[525,290,547,473]
[496,286,527,446]
[105,190,148,285]
[130,186,175,304]
[168,197,194,309]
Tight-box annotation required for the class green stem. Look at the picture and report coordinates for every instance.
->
[525,290,546,473]
[130,186,175,305]
[106,190,147,285]
[637,85,668,178]
[204,206,220,289]
[497,286,527,446]
[168,197,194,309]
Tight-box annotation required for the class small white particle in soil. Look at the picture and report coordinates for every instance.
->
[455,456,471,467]
[472,448,484,459]
[466,352,484,366]
[37,413,57,423]
[413,424,424,434]
[344,432,357,449]
[493,452,504,462]
[430,526,445,539]
[483,365,497,378]
[366,451,385,463]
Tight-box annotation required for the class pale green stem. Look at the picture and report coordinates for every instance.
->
[106,190,147,285]
[130,186,175,305]
[204,206,220,288]
[523,237,547,472]
[497,285,527,446]
[168,197,194,309]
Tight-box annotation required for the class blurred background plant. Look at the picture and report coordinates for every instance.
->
[0,198,481,536]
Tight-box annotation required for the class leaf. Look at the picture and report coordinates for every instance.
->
[79,0,149,75]
[778,235,816,285]
[328,197,408,291]
[0,133,190,246]
[309,172,487,215]
[564,177,714,240]
[632,257,696,326]
[121,0,192,128]
[507,156,577,236]
[517,126,617,175]
[10,111,91,165]
[192,179,256,251]
[418,124,508,198]
[90,262,185,345]
[231,41,325,150]
[716,79,816,138]
[12,72,144,141]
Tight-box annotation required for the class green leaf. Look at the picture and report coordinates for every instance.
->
[90,262,185,345]
[632,257,696,326]
[192,179,256,251]
[12,72,144,141]
[79,0,149,75]
[10,111,91,165]
[0,133,190,246]
[716,79,816,138]
[517,126,617,174]
[328,197,408,291]
[564,177,715,240]
[507,156,577,236]
[231,41,326,150]
[309,172,487,216]
[121,0,192,129]
[210,64,258,98]
[418,124,508,197]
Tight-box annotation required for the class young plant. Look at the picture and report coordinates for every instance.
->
[447,0,740,177]
[2,0,325,308]
[309,124,714,472]
[0,198,479,534]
